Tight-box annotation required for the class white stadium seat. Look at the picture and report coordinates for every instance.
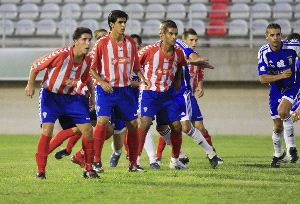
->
[57,19,77,35]
[124,4,144,19]
[190,0,209,3]
[186,20,205,36]
[80,19,99,32]
[36,19,57,35]
[230,3,250,19]
[40,3,60,19]
[85,0,105,3]
[82,3,102,19]
[19,3,39,20]
[0,19,14,35]
[43,0,61,3]
[274,0,293,3]
[15,19,35,36]
[64,0,83,3]
[169,0,188,3]
[142,19,161,37]
[252,3,271,19]
[103,4,123,19]
[252,19,269,36]
[1,0,20,3]
[99,20,110,32]
[148,0,168,3]
[188,3,207,19]
[166,4,186,20]
[126,20,142,35]
[253,0,272,3]
[295,4,300,19]
[174,20,184,35]
[274,19,291,34]
[228,19,248,36]
[0,4,17,19]
[22,0,42,3]
[127,0,145,3]
[232,0,251,3]
[293,20,300,33]
[145,4,165,19]
[108,0,126,3]
[273,3,292,19]
[62,3,81,20]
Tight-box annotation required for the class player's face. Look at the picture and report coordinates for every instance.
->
[75,33,92,55]
[110,18,127,35]
[185,34,198,49]
[162,27,178,46]
[266,28,281,48]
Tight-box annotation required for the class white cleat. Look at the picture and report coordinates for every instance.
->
[169,158,188,170]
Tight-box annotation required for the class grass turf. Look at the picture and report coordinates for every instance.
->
[0,135,299,204]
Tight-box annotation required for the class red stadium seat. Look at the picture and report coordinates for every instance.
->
[211,0,230,3]
[209,3,229,19]
[207,19,227,36]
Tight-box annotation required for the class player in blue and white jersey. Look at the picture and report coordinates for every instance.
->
[257,24,300,167]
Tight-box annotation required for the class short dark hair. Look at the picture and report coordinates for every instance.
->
[72,27,92,40]
[130,34,142,46]
[266,23,281,35]
[94,28,108,40]
[286,33,300,41]
[107,10,128,30]
[182,28,197,40]
[161,20,177,34]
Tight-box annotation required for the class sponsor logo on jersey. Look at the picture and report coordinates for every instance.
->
[111,57,130,65]
[277,60,285,68]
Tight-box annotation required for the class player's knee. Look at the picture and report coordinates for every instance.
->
[170,122,182,134]
[80,126,93,138]
[181,124,190,134]
[278,109,289,120]
[126,119,138,130]
[273,125,283,133]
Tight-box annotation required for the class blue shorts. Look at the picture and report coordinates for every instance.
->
[95,85,138,121]
[39,88,90,124]
[190,95,203,121]
[58,110,97,130]
[139,90,180,125]
[110,108,126,131]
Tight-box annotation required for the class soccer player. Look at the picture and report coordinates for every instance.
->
[257,24,300,168]
[90,10,149,172]
[25,27,99,179]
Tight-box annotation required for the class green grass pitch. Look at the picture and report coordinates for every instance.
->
[0,135,299,204]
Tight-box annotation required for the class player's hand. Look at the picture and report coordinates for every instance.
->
[197,88,204,98]
[25,83,35,98]
[89,95,95,111]
[199,61,215,69]
[281,69,292,79]
[100,81,113,93]
[292,107,300,122]
[142,79,150,87]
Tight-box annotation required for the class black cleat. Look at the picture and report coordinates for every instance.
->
[54,149,70,160]
[110,153,121,167]
[179,156,190,165]
[36,172,46,179]
[289,147,299,163]
[216,155,224,164]
[208,155,219,169]
[149,162,160,170]
[271,152,286,168]
[83,170,100,179]
[128,165,146,172]
[93,162,104,173]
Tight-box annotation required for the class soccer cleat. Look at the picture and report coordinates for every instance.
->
[149,162,160,170]
[93,162,104,173]
[179,156,190,165]
[128,165,146,172]
[271,152,286,168]
[169,159,188,170]
[71,155,85,168]
[156,158,161,165]
[216,155,224,164]
[83,170,100,179]
[289,147,299,163]
[208,155,219,169]
[109,153,121,167]
[36,172,46,179]
[54,149,70,160]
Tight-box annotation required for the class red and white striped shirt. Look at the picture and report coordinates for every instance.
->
[139,42,187,92]
[31,46,92,95]
[189,64,204,95]
[91,33,140,87]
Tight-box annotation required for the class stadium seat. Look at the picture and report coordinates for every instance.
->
[228,19,248,36]
[188,3,207,19]
[0,19,14,35]
[252,19,268,36]
[43,0,61,3]
[82,3,102,19]
[273,3,292,19]
[57,19,77,35]
[15,19,35,36]
[1,0,20,3]
[0,4,18,19]
[251,3,271,19]
[142,19,161,37]
[253,0,272,3]
[274,0,293,2]
[209,4,229,19]
[126,20,142,35]
[40,3,60,19]
[295,4,300,19]
[127,0,145,3]
[64,0,83,3]
[174,20,184,35]
[85,0,105,3]
[186,20,205,36]
[207,20,227,36]
[145,4,165,19]
[293,20,300,33]
[62,3,81,20]
[22,0,42,3]
[80,19,99,32]
[211,0,230,3]
[99,20,110,31]
[232,0,251,3]
[103,4,123,19]
[166,4,186,20]
[273,19,291,34]
[19,3,39,20]
[230,3,250,19]
[169,0,188,3]
[190,0,209,3]
[124,4,144,19]
[36,19,56,35]
[107,0,126,3]
[148,0,168,3]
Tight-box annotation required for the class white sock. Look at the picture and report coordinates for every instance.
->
[143,131,157,164]
[158,127,171,145]
[187,126,216,159]
[283,117,296,148]
[179,150,187,159]
[272,131,284,157]
[137,155,141,166]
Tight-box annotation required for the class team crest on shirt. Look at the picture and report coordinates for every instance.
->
[143,107,148,112]
[43,112,47,118]
[96,105,100,113]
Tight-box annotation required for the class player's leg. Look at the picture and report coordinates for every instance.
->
[110,118,126,167]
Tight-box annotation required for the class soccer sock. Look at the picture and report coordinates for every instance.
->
[124,131,129,156]
[144,131,157,164]
[82,136,94,171]
[156,136,166,160]
[170,132,182,158]
[66,134,81,154]
[138,129,147,155]
[158,127,171,145]
[179,149,187,159]
[203,130,213,146]
[283,117,296,148]
[93,124,106,163]
[272,131,284,157]
[36,134,51,173]
[48,129,74,154]
[73,148,85,167]
[187,126,216,159]
[127,129,140,166]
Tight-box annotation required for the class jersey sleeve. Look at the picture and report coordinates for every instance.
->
[176,39,195,58]
[132,40,141,73]
[30,49,60,74]
[138,46,150,66]
[257,49,268,76]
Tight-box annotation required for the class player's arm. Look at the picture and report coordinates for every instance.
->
[136,46,150,86]
[197,80,204,98]
[173,66,182,91]
[90,69,113,93]
[86,79,95,110]
[25,67,39,98]
[259,69,292,84]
